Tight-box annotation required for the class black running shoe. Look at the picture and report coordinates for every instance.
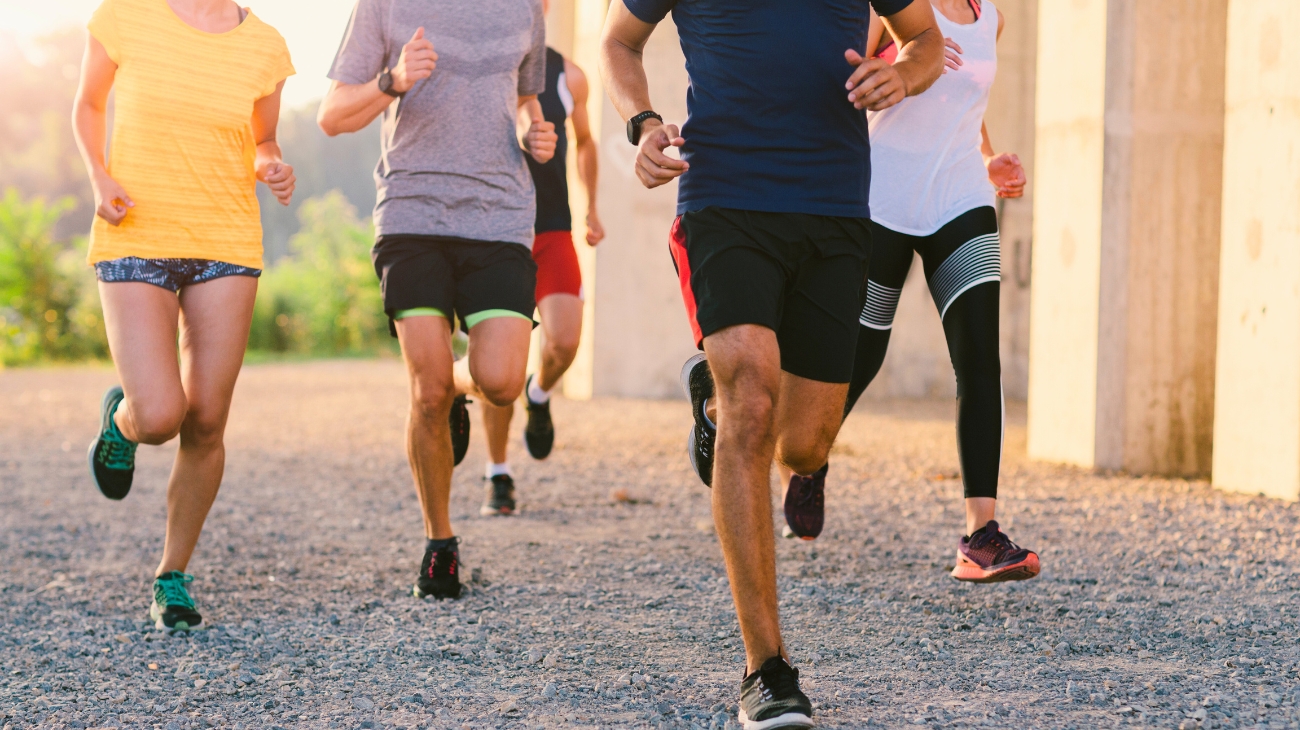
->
[523,375,555,460]
[88,385,137,500]
[414,537,462,600]
[738,657,814,730]
[783,464,827,541]
[480,474,517,516]
[679,353,715,487]
[449,395,471,467]
[150,571,203,632]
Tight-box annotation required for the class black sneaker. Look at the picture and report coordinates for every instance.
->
[450,395,471,467]
[88,385,137,500]
[150,571,203,632]
[679,353,715,487]
[738,657,814,730]
[480,474,517,516]
[782,464,827,541]
[414,537,462,600]
[523,375,555,460]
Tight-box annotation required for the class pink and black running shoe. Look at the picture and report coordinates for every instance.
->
[951,520,1040,583]
[782,464,828,540]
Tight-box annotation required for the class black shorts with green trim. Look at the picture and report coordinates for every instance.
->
[668,207,872,383]
[372,234,538,337]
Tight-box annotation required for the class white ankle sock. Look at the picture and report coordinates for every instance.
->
[486,462,512,479]
[527,377,551,404]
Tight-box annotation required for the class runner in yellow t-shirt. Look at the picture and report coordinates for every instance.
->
[72,0,295,632]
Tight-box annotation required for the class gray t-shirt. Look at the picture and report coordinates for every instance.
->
[328,0,546,246]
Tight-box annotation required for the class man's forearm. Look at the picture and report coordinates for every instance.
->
[599,39,654,122]
[318,80,393,136]
[576,138,599,206]
[892,27,944,97]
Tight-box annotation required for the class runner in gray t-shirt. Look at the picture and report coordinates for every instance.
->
[318,0,557,601]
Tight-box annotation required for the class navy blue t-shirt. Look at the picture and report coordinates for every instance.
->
[623,0,913,218]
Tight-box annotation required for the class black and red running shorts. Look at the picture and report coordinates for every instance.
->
[668,206,872,384]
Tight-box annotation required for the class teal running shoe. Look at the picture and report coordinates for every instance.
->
[150,571,203,631]
[87,385,137,500]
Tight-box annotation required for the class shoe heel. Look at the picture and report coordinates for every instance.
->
[680,353,708,399]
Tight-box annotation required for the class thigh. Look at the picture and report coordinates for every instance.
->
[675,209,788,347]
[775,371,850,443]
[859,221,917,330]
[395,315,456,399]
[372,235,456,327]
[532,230,584,302]
[453,241,538,330]
[465,316,534,391]
[777,251,869,384]
[98,280,184,410]
[917,207,1000,320]
[176,275,258,418]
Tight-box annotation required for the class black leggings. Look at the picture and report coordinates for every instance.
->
[845,207,1003,499]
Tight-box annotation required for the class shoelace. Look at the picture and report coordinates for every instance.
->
[791,475,822,508]
[98,434,137,470]
[157,573,196,609]
[756,662,801,702]
[969,526,1021,559]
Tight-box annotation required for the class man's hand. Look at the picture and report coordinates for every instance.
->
[392,27,437,93]
[524,120,558,164]
[257,160,296,206]
[985,153,1025,198]
[635,120,687,189]
[585,209,605,246]
[92,173,133,226]
[844,49,909,111]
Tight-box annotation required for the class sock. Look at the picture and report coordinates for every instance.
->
[485,462,511,479]
[425,537,457,552]
[701,398,717,430]
[527,376,551,404]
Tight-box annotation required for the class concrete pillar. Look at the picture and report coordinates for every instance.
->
[1027,0,1226,476]
[1211,1,1300,500]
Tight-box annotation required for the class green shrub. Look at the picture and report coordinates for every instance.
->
[0,188,108,365]
[249,192,393,357]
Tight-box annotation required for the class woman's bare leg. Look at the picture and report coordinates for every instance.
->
[155,275,258,576]
[98,282,186,446]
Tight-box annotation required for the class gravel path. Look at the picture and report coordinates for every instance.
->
[1,360,1299,730]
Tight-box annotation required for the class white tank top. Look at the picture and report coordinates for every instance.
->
[867,1,998,236]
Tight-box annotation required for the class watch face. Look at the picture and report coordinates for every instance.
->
[627,117,638,145]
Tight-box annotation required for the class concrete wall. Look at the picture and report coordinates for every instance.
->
[1027,0,1226,476]
[1211,0,1300,500]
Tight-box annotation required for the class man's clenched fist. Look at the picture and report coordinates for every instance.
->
[392,27,437,94]
[844,49,907,111]
[635,120,687,189]
[524,120,558,164]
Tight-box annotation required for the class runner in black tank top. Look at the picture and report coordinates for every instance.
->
[478,36,605,518]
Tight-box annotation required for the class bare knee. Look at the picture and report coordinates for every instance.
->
[544,334,580,366]
[477,372,526,408]
[410,376,456,423]
[127,396,186,445]
[180,403,230,449]
[777,435,833,476]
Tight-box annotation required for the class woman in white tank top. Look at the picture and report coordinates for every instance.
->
[780,0,1041,586]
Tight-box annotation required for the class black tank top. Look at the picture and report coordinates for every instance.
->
[528,47,571,233]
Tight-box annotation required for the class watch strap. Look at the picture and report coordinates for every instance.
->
[627,111,663,145]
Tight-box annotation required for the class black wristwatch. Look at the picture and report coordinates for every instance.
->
[378,69,402,98]
[626,110,663,145]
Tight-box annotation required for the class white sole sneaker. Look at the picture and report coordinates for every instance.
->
[738,709,816,730]
[680,352,708,399]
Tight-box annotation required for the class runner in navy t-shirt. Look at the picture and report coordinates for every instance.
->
[600,1,942,726]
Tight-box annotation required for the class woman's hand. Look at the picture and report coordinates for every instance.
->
[92,173,134,226]
[943,37,963,74]
[985,153,1025,198]
[257,160,296,206]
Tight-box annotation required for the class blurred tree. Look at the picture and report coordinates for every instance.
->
[0,188,108,365]
[249,192,392,356]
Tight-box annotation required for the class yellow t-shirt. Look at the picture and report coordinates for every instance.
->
[87,0,294,269]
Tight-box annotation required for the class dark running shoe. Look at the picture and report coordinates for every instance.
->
[88,385,137,500]
[783,464,827,541]
[523,375,555,460]
[414,537,463,600]
[951,520,1041,583]
[738,657,815,730]
[150,571,203,632]
[679,353,715,487]
[450,395,471,467]
[480,474,517,516]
